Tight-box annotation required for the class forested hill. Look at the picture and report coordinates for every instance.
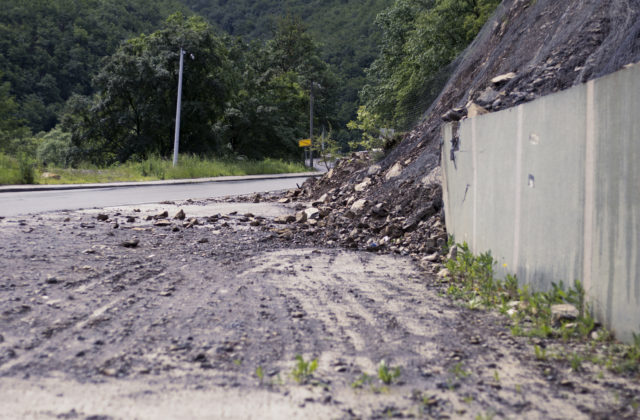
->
[0,0,391,135]
[0,0,190,133]
[181,0,393,123]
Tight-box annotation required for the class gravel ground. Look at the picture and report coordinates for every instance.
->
[0,197,638,419]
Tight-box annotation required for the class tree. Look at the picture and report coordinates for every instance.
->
[215,16,337,160]
[70,13,232,164]
[0,76,31,155]
[360,0,500,128]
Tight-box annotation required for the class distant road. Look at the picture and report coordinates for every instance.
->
[0,175,312,217]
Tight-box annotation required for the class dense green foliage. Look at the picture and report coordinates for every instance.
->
[67,14,231,163]
[65,14,334,164]
[1,0,500,174]
[182,0,393,125]
[360,0,500,128]
[0,0,190,133]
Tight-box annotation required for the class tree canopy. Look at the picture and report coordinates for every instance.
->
[359,0,501,129]
[65,14,335,164]
[0,0,190,133]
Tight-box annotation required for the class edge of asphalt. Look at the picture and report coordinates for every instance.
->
[0,171,322,193]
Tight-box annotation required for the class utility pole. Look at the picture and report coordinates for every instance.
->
[172,47,185,167]
[309,81,314,168]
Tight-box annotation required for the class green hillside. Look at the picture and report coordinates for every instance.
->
[178,0,393,124]
[0,0,191,133]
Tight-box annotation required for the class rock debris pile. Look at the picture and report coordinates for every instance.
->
[276,0,640,271]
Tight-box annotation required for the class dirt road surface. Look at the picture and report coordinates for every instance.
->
[0,197,638,419]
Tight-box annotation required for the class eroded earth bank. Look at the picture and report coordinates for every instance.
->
[1,194,638,419]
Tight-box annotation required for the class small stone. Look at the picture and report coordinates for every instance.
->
[96,214,109,221]
[101,368,117,377]
[551,304,579,323]
[45,275,59,284]
[466,101,489,118]
[292,311,305,319]
[126,216,136,223]
[274,214,296,224]
[278,197,291,204]
[441,107,466,122]
[154,220,172,227]
[447,245,458,260]
[304,207,320,220]
[198,238,209,243]
[424,253,439,262]
[120,239,139,248]
[295,211,307,223]
[491,72,517,86]
[560,379,574,388]
[371,203,388,217]
[154,211,169,220]
[367,164,381,176]
[350,199,369,215]
[354,177,371,192]
[184,218,199,228]
[437,268,450,278]
[174,209,186,220]
[477,87,499,106]
[385,163,403,180]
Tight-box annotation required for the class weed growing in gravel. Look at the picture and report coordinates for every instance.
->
[451,362,470,381]
[443,242,640,377]
[570,352,583,372]
[377,360,401,385]
[475,411,496,420]
[534,345,547,361]
[351,373,374,389]
[291,355,318,384]
[492,370,501,384]
[255,366,264,383]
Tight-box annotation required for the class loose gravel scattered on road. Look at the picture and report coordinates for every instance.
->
[0,198,638,419]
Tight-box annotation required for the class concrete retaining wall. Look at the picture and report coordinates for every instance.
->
[441,63,640,342]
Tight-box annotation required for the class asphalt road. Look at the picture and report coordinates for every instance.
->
[0,176,310,217]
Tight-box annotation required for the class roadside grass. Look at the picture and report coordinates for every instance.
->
[442,241,640,377]
[0,153,309,185]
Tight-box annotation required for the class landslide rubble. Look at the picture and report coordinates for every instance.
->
[295,0,640,266]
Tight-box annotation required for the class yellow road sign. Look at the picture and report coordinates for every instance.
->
[298,138,311,147]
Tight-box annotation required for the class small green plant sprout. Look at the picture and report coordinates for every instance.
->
[255,365,264,383]
[291,355,318,384]
[233,358,242,366]
[377,360,401,385]
[451,362,471,380]
[351,373,373,389]
[570,353,583,372]
[475,411,496,420]
[493,370,501,384]
[534,344,547,361]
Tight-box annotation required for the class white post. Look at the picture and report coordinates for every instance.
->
[309,81,314,168]
[173,48,185,167]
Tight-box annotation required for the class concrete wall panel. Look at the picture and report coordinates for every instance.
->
[441,63,640,341]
